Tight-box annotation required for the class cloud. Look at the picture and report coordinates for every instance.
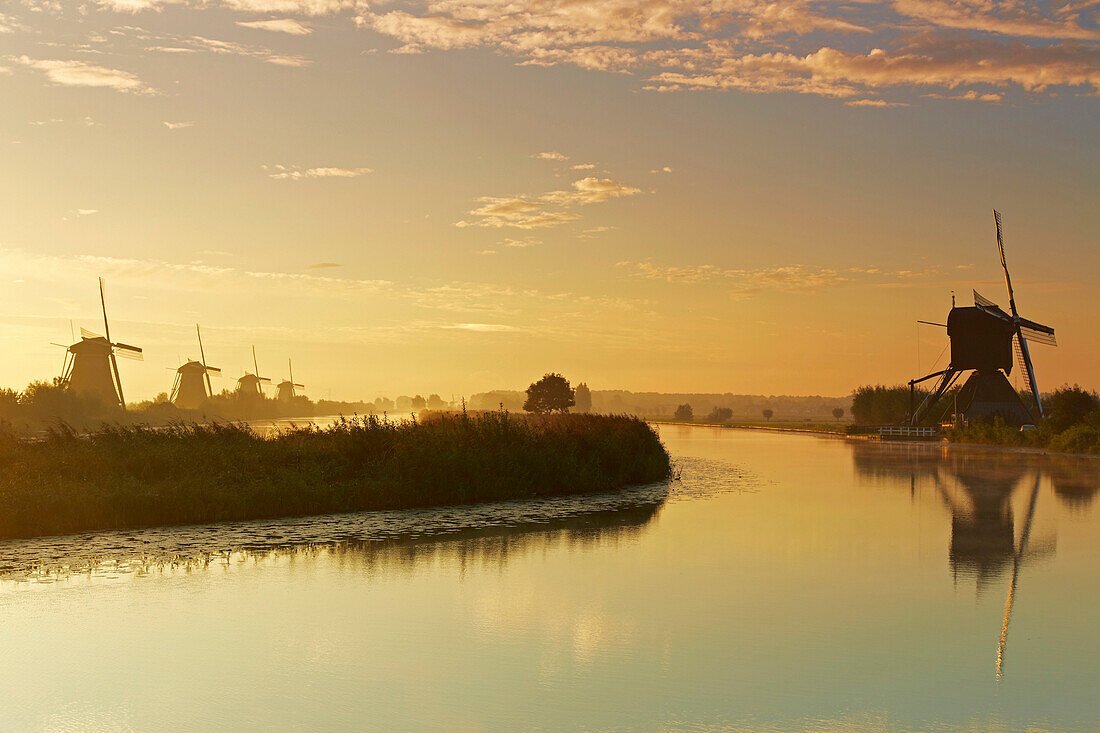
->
[133,29,312,66]
[570,163,596,170]
[307,262,342,269]
[12,56,154,94]
[618,260,848,296]
[265,164,373,179]
[354,1,1100,103]
[578,226,616,238]
[236,18,312,35]
[75,209,99,216]
[457,177,640,229]
[163,120,194,129]
[533,151,568,160]
[845,99,909,107]
[650,166,673,173]
[440,322,517,332]
[500,237,540,248]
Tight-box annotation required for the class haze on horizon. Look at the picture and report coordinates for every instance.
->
[1,0,1097,402]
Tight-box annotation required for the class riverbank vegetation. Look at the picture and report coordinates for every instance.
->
[0,412,671,540]
[849,383,1100,455]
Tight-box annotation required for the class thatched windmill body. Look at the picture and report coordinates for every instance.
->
[56,278,143,406]
[170,325,221,409]
[909,211,1057,426]
[275,359,304,402]
[236,345,271,397]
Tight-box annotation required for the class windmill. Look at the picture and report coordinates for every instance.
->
[275,359,305,402]
[236,345,270,397]
[55,278,143,407]
[170,324,221,409]
[908,211,1057,426]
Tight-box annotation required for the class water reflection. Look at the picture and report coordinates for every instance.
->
[852,442,1100,679]
[851,443,1098,585]
[0,482,670,583]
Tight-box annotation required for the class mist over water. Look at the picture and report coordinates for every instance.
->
[2,426,1099,731]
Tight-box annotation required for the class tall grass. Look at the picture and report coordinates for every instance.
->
[0,412,671,540]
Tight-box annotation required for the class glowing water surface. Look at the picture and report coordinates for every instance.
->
[2,426,1099,731]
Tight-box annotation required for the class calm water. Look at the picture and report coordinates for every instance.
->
[2,426,1099,732]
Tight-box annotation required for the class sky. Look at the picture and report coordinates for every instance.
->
[0,0,1097,402]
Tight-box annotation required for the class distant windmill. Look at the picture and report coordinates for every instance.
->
[170,324,221,409]
[909,211,1057,426]
[54,277,143,407]
[236,345,271,397]
[275,359,305,402]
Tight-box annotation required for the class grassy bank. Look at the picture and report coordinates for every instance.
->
[0,412,671,541]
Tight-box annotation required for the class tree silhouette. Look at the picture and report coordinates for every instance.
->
[762,408,773,422]
[674,403,693,421]
[574,382,592,413]
[832,407,845,422]
[411,394,427,410]
[524,373,575,414]
[707,406,733,422]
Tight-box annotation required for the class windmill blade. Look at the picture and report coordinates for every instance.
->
[113,348,144,362]
[259,377,272,383]
[1019,327,1057,347]
[205,366,222,375]
[100,277,125,407]
[293,383,305,389]
[81,327,104,340]
[974,302,1013,323]
[973,289,999,308]
[50,342,70,348]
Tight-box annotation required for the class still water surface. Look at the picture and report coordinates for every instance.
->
[2,426,1099,731]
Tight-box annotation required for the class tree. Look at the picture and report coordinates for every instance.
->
[574,382,592,413]
[674,403,693,421]
[524,373,575,414]
[427,393,446,410]
[411,394,427,410]
[832,407,845,422]
[762,408,774,422]
[1045,385,1100,432]
[707,406,733,422]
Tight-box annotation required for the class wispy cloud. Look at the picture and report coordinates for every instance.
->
[236,18,312,35]
[500,237,540,248]
[440,322,518,332]
[355,1,1100,103]
[11,56,154,94]
[307,261,342,269]
[265,164,374,180]
[163,120,194,129]
[456,177,640,229]
[533,151,568,160]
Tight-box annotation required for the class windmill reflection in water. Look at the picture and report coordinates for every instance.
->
[851,443,1099,678]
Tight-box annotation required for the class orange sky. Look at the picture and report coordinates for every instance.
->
[1,0,1097,400]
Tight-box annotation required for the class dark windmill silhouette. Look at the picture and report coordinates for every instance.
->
[54,278,143,407]
[170,324,221,409]
[275,359,304,402]
[236,345,271,397]
[909,211,1057,426]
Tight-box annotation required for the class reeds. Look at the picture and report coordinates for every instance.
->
[0,412,671,540]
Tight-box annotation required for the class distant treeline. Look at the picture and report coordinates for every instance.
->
[469,390,849,421]
[0,379,385,433]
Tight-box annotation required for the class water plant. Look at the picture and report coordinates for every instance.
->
[0,411,671,540]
